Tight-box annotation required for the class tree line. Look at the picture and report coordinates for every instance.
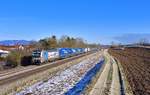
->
[0,35,100,69]
[32,35,98,49]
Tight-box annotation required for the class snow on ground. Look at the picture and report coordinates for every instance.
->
[16,56,102,95]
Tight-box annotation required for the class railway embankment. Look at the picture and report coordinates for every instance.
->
[0,51,101,95]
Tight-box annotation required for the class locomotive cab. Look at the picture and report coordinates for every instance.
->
[32,50,48,65]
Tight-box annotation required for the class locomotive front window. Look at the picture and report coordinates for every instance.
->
[32,53,41,58]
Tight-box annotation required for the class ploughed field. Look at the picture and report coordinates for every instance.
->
[108,47,150,95]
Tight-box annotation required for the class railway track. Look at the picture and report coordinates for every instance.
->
[0,66,36,77]
[0,51,95,86]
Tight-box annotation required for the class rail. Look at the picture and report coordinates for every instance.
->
[0,51,96,86]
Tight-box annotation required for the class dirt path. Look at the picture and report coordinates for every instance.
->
[89,50,111,95]
[89,50,123,95]
[110,57,120,95]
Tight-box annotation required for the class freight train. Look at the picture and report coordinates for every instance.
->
[32,48,91,65]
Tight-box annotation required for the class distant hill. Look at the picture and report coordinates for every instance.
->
[0,40,32,46]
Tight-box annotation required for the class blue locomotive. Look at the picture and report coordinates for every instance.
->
[32,48,90,64]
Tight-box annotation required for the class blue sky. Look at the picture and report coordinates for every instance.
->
[0,0,150,44]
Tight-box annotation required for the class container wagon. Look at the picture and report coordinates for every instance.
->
[32,48,89,65]
[47,49,59,61]
[59,48,70,59]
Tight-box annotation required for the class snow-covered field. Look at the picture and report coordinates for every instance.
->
[16,55,102,95]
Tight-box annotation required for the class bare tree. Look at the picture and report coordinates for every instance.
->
[48,35,58,48]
